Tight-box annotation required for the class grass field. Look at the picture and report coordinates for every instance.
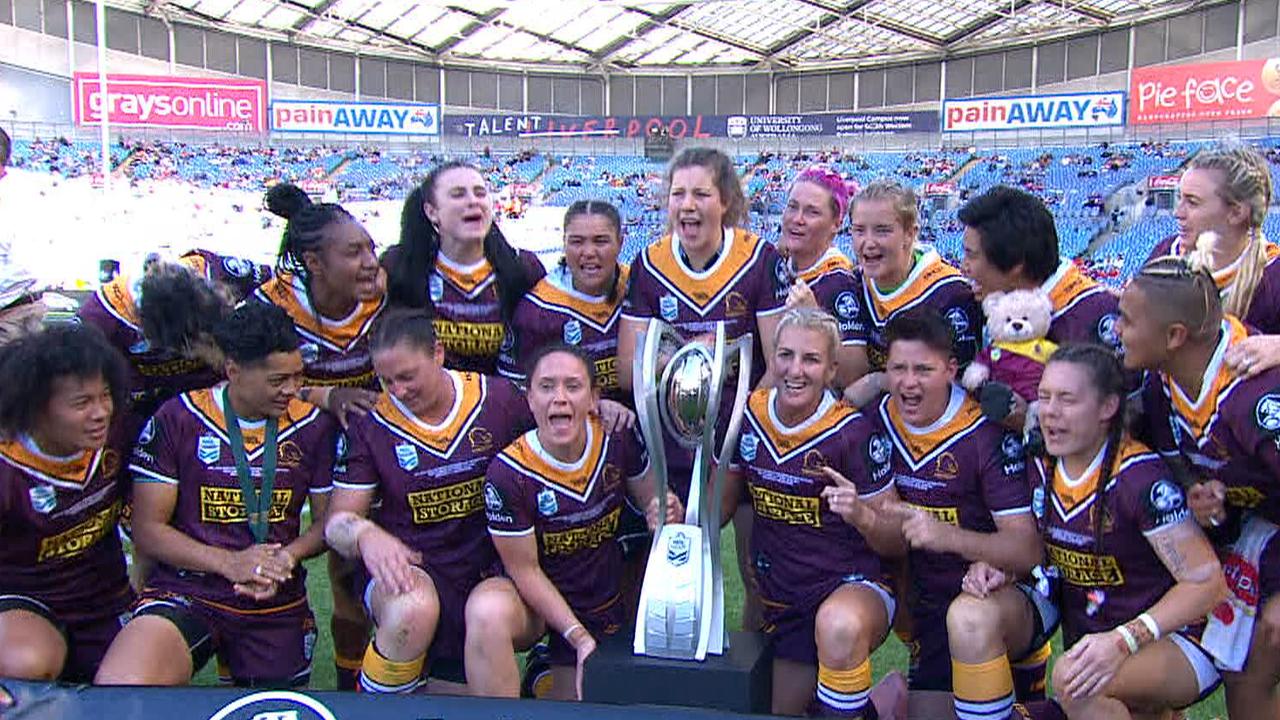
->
[191,526,1227,718]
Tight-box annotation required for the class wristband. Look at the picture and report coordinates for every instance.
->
[562,623,584,643]
[1115,625,1139,655]
[1137,612,1161,642]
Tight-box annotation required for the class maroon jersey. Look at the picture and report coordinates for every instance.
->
[789,249,861,348]
[623,228,786,497]
[499,264,629,400]
[732,388,891,608]
[849,248,980,370]
[1147,236,1280,334]
[877,386,1031,612]
[251,272,384,390]
[335,372,532,595]
[77,250,271,442]
[382,247,545,374]
[1138,317,1280,525]
[1040,260,1121,350]
[1032,439,1189,644]
[485,417,648,615]
[0,437,132,622]
[128,387,337,611]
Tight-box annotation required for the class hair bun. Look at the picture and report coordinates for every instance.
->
[1188,231,1218,275]
[265,183,312,220]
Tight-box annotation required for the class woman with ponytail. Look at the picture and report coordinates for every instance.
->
[990,344,1224,720]
[383,162,544,374]
[253,182,385,691]
[1152,144,1280,334]
[254,182,384,426]
[1121,239,1280,720]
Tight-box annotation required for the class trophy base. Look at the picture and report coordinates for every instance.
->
[583,630,772,713]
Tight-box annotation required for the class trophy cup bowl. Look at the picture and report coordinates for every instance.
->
[660,344,715,450]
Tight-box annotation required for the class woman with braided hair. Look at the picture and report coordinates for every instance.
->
[1122,236,1280,720]
[252,182,386,691]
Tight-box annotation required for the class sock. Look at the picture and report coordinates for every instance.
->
[357,640,425,694]
[332,616,370,691]
[334,655,363,692]
[816,660,876,718]
[1012,640,1052,701]
[953,656,1016,720]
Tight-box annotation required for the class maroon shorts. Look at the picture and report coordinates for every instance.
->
[761,576,896,665]
[548,594,623,667]
[133,591,315,687]
[0,589,133,682]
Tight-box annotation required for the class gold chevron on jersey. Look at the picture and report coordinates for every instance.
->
[744,388,858,464]
[181,387,321,460]
[878,385,984,471]
[1049,439,1153,523]
[97,252,216,331]
[369,371,487,459]
[861,249,965,323]
[1171,237,1280,294]
[1162,317,1248,444]
[437,255,496,299]
[527,265,630,331]
[253,273,384,352]
[0,440,103,490]
[496,417,609,501]
[795,248,855,284]
[1041,261,1107,319]
[641,228,768,316]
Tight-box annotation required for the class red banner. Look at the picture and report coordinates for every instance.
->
[73,73,267,132]
[1149,175,1180,190]
[1129,59,1280,125]
[924,182,955,196]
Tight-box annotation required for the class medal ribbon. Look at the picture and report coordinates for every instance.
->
[221,386,278,543]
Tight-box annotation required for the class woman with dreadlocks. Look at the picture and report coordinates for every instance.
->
[252,182,385,690]
[1122,238,1280,720]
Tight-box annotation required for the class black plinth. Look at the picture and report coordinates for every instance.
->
[583,631,772,714]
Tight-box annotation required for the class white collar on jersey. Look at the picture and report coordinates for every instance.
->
[1169,319,1233,412]
[671,225,734,280]
[527,419,595,472]
[1057,438,1109,489]
[791,246,845,277]
[766,387,837,435]
[211,381,267,429]
[19,433,85,463]
[387,369,465,432]
[897,383,966,433]
[436,249,489,275]
[1038,259,1073,298]
[548,262,612,303]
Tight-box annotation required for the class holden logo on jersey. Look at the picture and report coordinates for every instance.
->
[299,343,320,365]
[537,488,559,517]
[138,417,157,446]
[774,257,793,286]
[739,432,759,462]
[1001,433,1026,474]
[484,484,504,513]
[659,294,679,321]
[28,485,57,514]
[429,274,445,303]
[667,531,691,566]
[198,435,221,465]
[1148,479,1187,526]
[1032,484,1046,519]
[563,320,583,346]
[395,443,419,471]
[1256,393,1280,433]
[834,291,858,320]
[205,690,337,720]
[1097,313,1120,348]
[222,256,253,278]
[945,307,970,337]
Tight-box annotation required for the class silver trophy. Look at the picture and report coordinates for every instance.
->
[632,319,754,661]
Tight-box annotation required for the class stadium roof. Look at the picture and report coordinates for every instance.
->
[125,0,1213,72]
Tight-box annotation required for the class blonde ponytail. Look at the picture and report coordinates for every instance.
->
[1189,145,1274,319]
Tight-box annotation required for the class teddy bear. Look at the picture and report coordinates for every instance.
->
[962,288,1058,436]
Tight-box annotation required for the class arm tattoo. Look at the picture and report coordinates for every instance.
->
[1152,531,1187,577]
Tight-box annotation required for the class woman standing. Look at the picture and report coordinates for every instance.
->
[383,162,544,375]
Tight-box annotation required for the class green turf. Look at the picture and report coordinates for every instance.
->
[189,527,1228,718]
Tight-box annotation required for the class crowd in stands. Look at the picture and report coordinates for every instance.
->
[9,135,1280,290]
